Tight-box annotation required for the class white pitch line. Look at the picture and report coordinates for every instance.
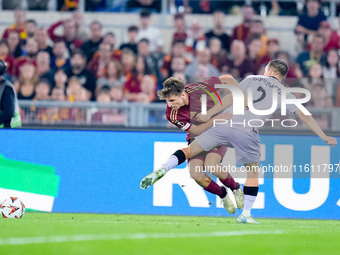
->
[0,230,283,246]
[85,220,181,224]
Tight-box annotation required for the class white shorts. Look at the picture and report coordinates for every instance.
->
[194,125,261,164]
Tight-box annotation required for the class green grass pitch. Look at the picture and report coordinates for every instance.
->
[0,213,339,255]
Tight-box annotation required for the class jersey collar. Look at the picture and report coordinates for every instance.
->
[268,76,279,82]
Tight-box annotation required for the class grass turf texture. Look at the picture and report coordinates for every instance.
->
[0,213,339,255]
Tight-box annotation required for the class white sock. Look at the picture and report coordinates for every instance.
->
[242,209,251,217]
[161,155,179,172]
[242,195,257,217]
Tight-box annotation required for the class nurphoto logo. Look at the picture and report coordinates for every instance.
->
[200,84,312,128]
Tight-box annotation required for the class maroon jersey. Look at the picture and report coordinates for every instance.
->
[166,76,222,142]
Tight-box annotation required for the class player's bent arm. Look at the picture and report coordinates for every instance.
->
[295,109,337,147]
[189,112,232,136]
[189,122,213,136]
[196,94,233,123]
[197,75,246,122]
[219,75,248,110]
[219,75,240,87]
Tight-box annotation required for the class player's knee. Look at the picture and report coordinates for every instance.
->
[203,161,219,172]
[181,147,190,159]
[194,178,210,187]
[190,171,201,180]
[191,173,211,186]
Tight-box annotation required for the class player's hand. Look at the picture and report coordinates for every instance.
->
[213,112,232,121]
[196,112,212,123]
[324,136,337,147]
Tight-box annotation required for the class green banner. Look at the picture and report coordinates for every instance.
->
[0,154,59,197]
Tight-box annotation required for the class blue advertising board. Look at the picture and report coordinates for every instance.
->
[1,129,339,219]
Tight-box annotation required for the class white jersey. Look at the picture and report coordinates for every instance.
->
[225,75,299,131]
[196,75,301,164]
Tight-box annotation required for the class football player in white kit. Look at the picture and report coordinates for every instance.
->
[140,59,337,223]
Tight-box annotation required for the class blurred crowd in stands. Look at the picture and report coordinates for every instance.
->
[3,0,340,16]
[1,0,340,125]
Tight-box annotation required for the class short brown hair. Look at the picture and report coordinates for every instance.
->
[157,77,185,100]
[267,59,289,78]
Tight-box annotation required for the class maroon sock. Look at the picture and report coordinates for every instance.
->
[204,181,226,198]
[219,173,238,191]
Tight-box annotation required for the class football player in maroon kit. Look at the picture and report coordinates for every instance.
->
[141,60,337,223]
[140,75,245,214]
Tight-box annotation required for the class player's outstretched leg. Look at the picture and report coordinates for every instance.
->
[140,167,166,189]
[140,149,187,189]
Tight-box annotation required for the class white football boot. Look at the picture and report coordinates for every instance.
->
[237,214,259,224]
[221,190,236,214]
[140,167,166,189]
[232,184,244,209]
